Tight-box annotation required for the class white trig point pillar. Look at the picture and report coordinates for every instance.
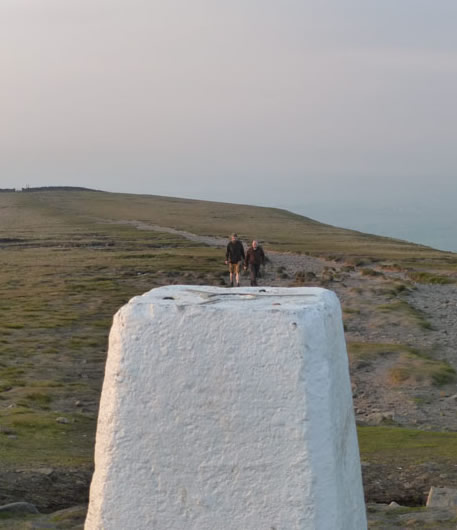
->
[86,286,367,530]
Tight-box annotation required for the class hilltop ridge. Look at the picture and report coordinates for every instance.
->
[20,186,101,192]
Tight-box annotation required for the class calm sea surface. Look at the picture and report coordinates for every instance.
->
[287,202,457,254]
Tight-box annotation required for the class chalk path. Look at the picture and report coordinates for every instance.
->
[102,218,326,276]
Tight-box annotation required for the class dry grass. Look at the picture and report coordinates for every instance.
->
[376,300,432,330]
[7,190,457,262]
[388,353,456,387]
[347,342,456,387]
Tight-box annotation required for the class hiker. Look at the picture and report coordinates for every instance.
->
[244,240,265,286]
[225,233,245,287]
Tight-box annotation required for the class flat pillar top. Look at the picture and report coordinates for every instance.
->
[130,285,332,312]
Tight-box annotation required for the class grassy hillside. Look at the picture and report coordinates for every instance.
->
[9,189,456,261]
[0,193,224,470]
[1,189,457,516]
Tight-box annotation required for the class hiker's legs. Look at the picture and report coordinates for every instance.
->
[234,263,241,286]
[228,263,235,286]
[249,264,257,286]
[254,264,260,285]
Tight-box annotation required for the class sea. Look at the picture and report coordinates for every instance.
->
[285,201,457,254]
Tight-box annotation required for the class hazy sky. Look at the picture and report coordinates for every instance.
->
[1,1,457,209]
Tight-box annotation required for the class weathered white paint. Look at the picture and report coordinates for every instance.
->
[85,286,366,530]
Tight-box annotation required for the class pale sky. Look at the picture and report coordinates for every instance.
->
[1,1,457,210]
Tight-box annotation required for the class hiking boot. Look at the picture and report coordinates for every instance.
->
[230,282,234,287]
[236,283,240,287]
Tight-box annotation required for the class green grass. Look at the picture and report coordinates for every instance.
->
[377,300,432,330]
[347,342,456,386]
[388,353,456,386]
[358,426,457,464]
[407,271,455,284]
[23,391,53,405]
[0,192,231,476]
[347,342,413,362]
[0,409,95,469]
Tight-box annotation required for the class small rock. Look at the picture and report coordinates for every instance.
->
[426,486,457,508]
[388,501,401,508]
[26,467,50,475]
[75,400,82,407]
[37,468,54,476]
[49,504,88,526]
[0,501,39,514]
[56,417,70,424]
[365,411,395,426]
[354,361,370,370]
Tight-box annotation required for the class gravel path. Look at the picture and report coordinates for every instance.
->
[105,219,326,276]
[105,219,457,432]
[112,221,457,367]
[408,284,457,365]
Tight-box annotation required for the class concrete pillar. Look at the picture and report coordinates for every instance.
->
[86,286,366,530]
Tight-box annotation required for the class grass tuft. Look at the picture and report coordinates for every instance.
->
[377,300,432,330]
[388,353,455,387]
[407,271,455,284]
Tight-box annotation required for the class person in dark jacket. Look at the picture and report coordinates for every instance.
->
[244,240,265,286]
[225,233,245,287]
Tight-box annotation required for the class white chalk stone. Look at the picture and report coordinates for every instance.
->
[86,286,366,530]
[426,486,457,508]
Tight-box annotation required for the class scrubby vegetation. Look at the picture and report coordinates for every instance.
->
[2,189,457,522]
[407,271,455,284]
[376,300,433,330]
